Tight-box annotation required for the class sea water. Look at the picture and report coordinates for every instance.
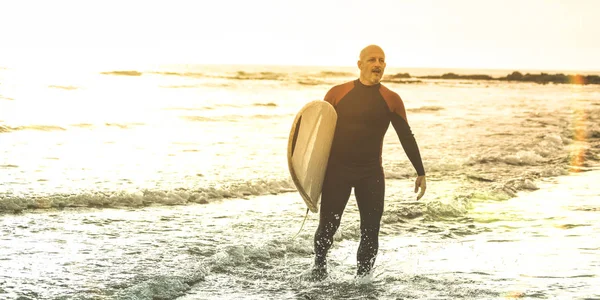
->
[0,64,599,299]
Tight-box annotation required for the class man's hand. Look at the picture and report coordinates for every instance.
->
[414,175,426,200]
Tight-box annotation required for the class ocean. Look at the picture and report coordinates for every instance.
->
[0,64,599,299]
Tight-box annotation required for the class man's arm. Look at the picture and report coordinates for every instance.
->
[385,91,427,200]
[389,112,425,176]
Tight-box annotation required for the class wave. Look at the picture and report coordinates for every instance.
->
[253,102,277,107]
[153,70,289,82]
[0,164,18,168]
[297,79,328,86]
[97,68,600,86]
[226,71,287,81]
[101,70,143,76]
[115,272,206,300]
[144,69,353,82]
[150,71,204,78]
[407,106,445,113]
[181,113,285,122]
[104,122,145,129]
[0,124,66,133]
[0,123,148,133]
[319,71,355,77]
[0,178,296,214]
[156,71,286,82]
[48,85,78,90]
[466,134,565,166]
[71,123,95,128]
[181,116,221,122]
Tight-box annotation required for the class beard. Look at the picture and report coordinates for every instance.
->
[370,71,382,83]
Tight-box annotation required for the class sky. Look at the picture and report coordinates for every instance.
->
[0,0,599,71]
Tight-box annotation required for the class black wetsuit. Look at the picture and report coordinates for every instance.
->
[314,79,425,275]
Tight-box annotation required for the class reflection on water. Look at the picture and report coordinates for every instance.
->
[0,65,599,299]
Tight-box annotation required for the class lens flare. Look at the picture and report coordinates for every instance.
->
[569,85,587,173]
[505,291,525,298]
[569,74,586,85]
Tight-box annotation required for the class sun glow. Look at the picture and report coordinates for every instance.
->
[569,86,589,173]
[1,0,600,71]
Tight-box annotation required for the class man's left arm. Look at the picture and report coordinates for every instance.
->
[388,94,427,199]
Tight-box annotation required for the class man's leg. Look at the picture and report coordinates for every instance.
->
[354,171,385,276]
[313,168,352,274]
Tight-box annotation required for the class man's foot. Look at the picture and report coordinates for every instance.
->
[355,268,374,284]
[356,265,374,279]
[309,266,328,281]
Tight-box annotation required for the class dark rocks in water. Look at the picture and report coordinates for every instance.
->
[386,72,411,79]
[418,73,493,80]
[383,73,424,84]
[499,72,600,85]
[505,71,524,81]
[412,71,600,85]
[382,79,423,84]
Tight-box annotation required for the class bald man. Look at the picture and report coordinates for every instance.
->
[312,45,427,279]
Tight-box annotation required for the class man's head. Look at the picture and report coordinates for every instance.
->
[357,45,386,85]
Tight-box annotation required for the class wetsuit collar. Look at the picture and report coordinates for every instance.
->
[355,79,381,89]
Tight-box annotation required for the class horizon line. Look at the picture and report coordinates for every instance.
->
[150,63,600,73]
[2,62,600,74]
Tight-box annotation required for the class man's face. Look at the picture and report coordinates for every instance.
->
[358,48,386,85]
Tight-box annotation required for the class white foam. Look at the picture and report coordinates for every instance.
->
[503,150,544,166]
[0,178,297,213]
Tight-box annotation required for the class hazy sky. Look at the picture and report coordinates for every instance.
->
[0,0,598,70]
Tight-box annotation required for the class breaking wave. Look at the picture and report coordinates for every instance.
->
[253,102,277,107]
[407,106,445,113]
[48,85,79,90]
[101,70,143,76]
[150,71,204,78]
[0,124,66,133]
[0,178,296,214]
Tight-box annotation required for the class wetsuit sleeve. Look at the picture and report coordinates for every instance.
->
[323,81,354,107]
[323,87,336,106]
[387,94,426,176]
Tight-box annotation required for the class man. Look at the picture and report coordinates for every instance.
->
[312,45,426,279]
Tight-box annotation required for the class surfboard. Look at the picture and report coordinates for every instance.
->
[287,100,337,213]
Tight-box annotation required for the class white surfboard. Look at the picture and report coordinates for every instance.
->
[287,100,337,213]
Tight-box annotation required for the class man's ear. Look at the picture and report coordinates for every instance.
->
[357,60,362,69]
